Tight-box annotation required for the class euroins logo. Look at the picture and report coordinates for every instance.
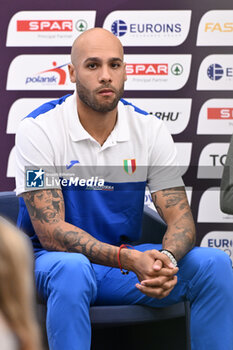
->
[111,19,181,37]
[25,61,68,85]
[207,63,233,81]
[207,64,224,81]
[208,238,233,257]
[111,20,128,36]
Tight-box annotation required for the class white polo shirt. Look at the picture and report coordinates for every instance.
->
[15,92,183,250]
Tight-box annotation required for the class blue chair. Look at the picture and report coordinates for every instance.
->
[0,191,191,349]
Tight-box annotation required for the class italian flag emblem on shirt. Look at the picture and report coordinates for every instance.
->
[123,159,136,175]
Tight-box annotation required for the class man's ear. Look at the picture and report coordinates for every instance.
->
[123,62,127,82]
[68,63,76,83]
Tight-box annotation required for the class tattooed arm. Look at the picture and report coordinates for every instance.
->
[152,186,196,261]
[23,189,173,286]
[23,188,121,267]
[134,186,194,298]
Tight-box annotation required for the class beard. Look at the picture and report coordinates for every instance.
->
[76,78,124,113]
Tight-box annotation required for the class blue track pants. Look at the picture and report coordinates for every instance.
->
[35,244,233,350]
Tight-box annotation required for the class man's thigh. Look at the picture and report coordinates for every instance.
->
[34,250,97,303]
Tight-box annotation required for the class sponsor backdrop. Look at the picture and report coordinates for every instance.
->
[0,0,233,262]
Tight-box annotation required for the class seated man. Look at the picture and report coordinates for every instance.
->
[15,28,233,350]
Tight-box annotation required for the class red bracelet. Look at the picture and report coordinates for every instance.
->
[117,244,134,275]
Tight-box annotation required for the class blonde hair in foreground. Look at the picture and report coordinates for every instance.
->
[0,217,41,350]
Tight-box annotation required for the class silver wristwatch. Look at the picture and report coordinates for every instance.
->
[159,249,178,267]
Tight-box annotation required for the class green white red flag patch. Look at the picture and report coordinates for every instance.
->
[123,159,136,175]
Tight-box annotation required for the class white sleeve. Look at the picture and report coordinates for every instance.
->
[147,120,184,193]
[15,118,60,196]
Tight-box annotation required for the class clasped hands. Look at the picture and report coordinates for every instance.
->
[134,249,179,299]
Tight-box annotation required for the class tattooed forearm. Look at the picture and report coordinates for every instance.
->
[162,211,196,261]
[48,226,118,266]
[152,187,196,261]
[22,189,121,267]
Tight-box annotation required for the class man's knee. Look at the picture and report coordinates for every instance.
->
[209,247,232,267]
[204,248,233,290]
[190,247,231,270]
[180,247,232,280]
[181,247,233,292]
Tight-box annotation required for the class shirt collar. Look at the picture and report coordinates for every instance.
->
[68,93,130,143]
[68,92,92,142]
[112,99,130,142]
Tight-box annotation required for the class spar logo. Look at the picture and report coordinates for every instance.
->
[125,63,183,76]
[111,19,181,37]
[207,108,233,119]
[17,20,73,31]
[16,19,88,32]
[171,64,183,76]
[126,64,168,75]
[75,20,88,32]
[25,61,68,86]
[197,99,233,135]
[7,11,96,46]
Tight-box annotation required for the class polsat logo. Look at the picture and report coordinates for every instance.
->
[25,61,68,85]
[126,64,168,75]
[17,20,73,32]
